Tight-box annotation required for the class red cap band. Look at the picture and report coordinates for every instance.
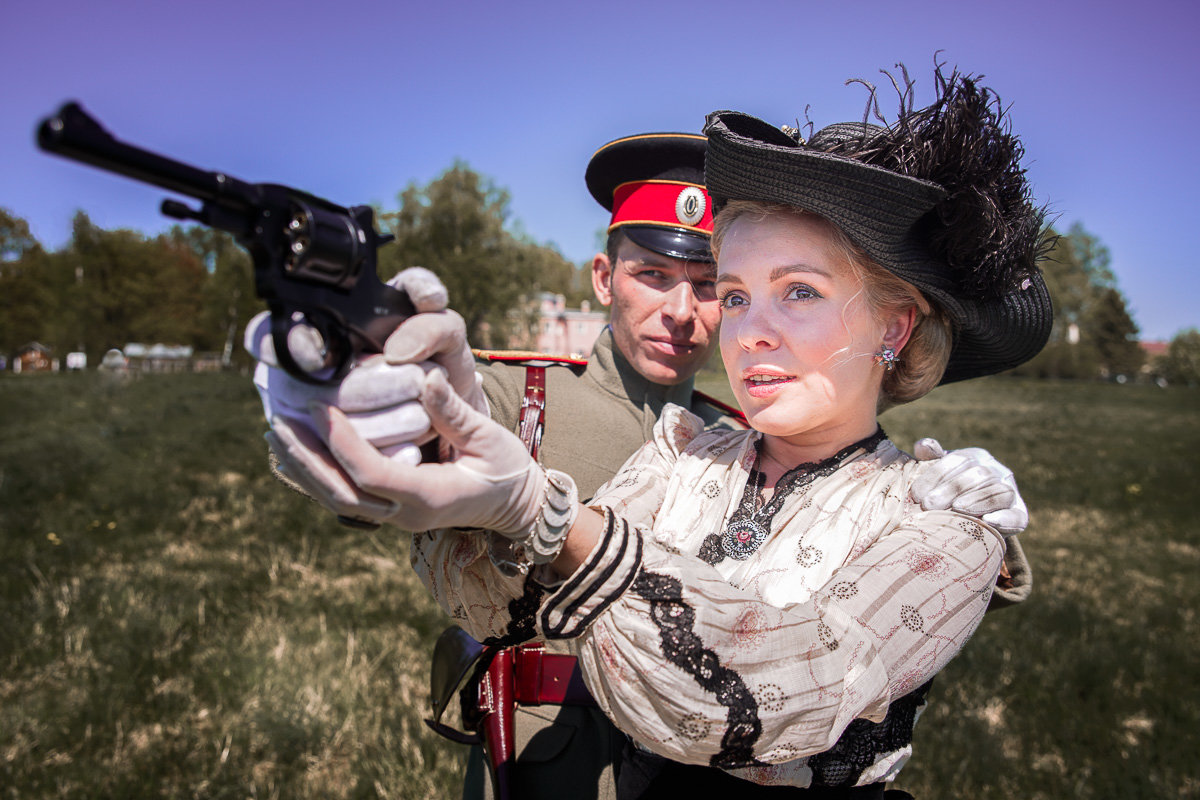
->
[609,180,713,234]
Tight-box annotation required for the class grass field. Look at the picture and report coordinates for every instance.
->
[1,370,1196,798]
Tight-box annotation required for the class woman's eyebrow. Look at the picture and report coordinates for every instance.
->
[718,264,832,284]
[769,264,832,282]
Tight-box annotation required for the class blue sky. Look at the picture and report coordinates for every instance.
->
[4,0,1197,340]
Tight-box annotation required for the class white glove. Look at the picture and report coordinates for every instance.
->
[254,354,439,463]
[245,267,458,462]
[270,369,546,534]
[911,438,1028,537]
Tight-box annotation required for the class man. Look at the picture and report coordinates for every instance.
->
[432,132,740,800]
[251,131,1031,800]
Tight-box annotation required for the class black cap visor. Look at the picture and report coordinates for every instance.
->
[622,225,713,263]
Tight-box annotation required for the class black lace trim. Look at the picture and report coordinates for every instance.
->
[630,565,932,782]
[631,569,764,769]
[482,575,545,649]
[807,680,933,788]
[701,428,889,566]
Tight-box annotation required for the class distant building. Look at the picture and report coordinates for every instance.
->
[1139,340,1168,360]
[13,343,55,374]
[100,348,129,372]
[509,293,608,358]
[124,342,194,374]
[1139,340,1169,383]
[118,343,225,374]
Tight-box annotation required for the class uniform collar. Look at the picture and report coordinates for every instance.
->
[587,326,696,412]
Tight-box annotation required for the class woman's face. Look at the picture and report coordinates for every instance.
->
[717,212,899,453]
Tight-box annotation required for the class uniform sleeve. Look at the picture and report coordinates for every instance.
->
[540,505,1005,768]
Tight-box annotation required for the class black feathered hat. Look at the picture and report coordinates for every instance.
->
[702,66,1053,383]
[586,132,713,263]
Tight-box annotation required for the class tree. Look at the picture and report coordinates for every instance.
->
[59,212,208,364]
[1088,287,1143,378]
[0,208,54,356]
[1019,223,1136,380]
[377,162,579,348]
[0,207,41,263]
[173,225,259,367]
[1159,328,1200,387]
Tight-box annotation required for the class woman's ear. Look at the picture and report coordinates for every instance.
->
[884,306,917,353]
[591,252,614,307]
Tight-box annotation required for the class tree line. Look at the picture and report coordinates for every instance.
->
[1011,222,1199,385]
[2,166,1197,384]
[0,162,589,372]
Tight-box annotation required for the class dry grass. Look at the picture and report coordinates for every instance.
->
[3,371,1197,798]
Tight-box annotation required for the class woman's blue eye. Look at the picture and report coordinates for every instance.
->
[787,284,820,300]
[717,291,745,309]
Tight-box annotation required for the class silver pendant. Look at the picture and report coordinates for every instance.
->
[720,517,769,560]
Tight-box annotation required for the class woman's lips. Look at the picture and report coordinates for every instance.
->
[742,371,795,398]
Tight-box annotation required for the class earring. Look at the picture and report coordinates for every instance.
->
[874,346,898,371]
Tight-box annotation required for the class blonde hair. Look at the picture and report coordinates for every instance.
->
[711,201,952,409]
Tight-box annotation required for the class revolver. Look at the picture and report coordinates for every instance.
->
[36,101,414,384]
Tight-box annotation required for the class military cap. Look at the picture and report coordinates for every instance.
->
[585,132,713,262]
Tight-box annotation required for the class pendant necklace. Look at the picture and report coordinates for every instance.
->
[699,429,888,565]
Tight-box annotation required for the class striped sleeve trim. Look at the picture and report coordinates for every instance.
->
[540,507,643,639]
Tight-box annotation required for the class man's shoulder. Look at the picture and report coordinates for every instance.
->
[473,350,592,428]
[688,389,748,431]
[474,350,589,391]
[473,349,590,369]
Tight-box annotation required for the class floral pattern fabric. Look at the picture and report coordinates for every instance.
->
[411,404,1006,787]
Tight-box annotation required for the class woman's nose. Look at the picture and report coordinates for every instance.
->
[734,304,779,351]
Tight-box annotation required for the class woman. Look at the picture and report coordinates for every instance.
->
[287,65,1051,796]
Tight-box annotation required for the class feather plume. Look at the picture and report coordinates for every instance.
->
[820,59,1051,299]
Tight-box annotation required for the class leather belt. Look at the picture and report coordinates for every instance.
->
[512,643,596,706]
[517,366,546,459]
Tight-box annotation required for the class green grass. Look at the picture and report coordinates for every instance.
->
[3,371,1198,798]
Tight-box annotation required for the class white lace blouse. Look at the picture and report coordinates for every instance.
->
[411,405,1006,788]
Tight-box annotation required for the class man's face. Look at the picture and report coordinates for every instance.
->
[592,236,721,386]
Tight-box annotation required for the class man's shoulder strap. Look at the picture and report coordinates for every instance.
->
[473,349,589,369]
[691,389,748,428]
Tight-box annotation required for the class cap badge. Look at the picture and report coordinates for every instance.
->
[675,186,707,227]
